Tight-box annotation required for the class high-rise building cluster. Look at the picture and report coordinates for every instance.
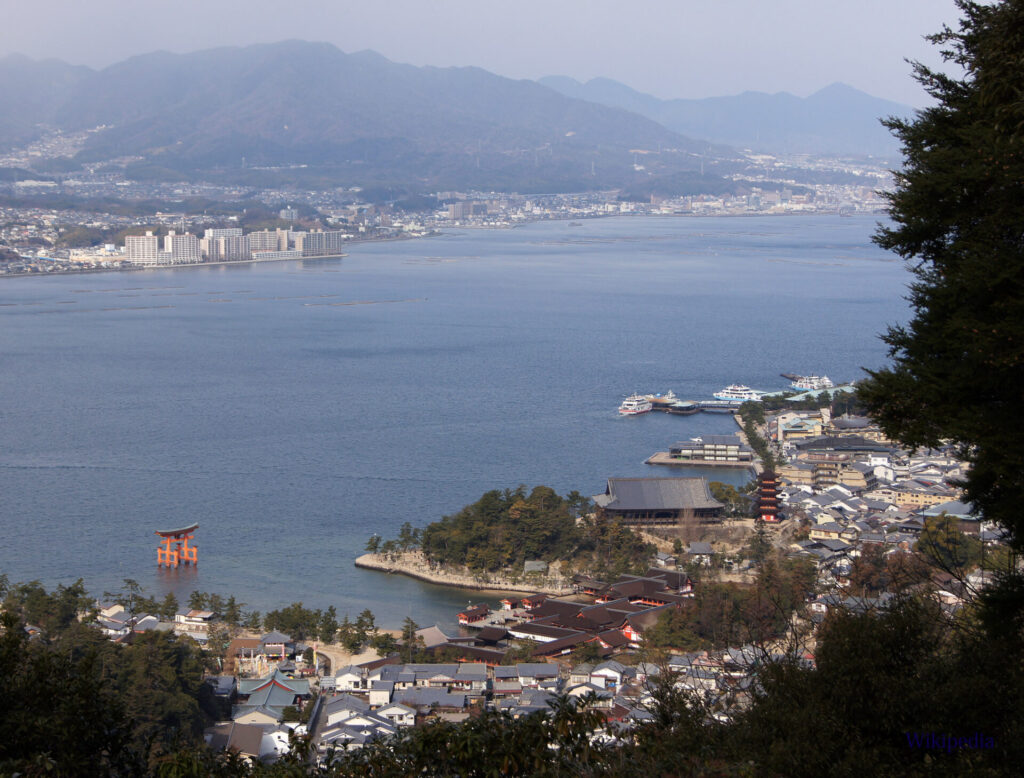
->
[124,227,350,266]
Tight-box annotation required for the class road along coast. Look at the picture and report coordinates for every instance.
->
[354,551,574,596]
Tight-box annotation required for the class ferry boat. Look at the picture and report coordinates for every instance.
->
[790,375,834,391]
[619,394,653,415]
[712,384,764,401]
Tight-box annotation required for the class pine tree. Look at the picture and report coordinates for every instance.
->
[860,0,1024,551]
[223,595,242,626]
[160,591,179,621]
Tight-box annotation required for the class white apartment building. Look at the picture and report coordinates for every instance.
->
[246,230,280,253]
[125,231,160,266]
[202,234,249,261]
[204,227,243,240]
[302,229,348,257]
[220,235,249,260]
[164,231,201,264]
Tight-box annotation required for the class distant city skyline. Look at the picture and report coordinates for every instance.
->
[5,0,961,107]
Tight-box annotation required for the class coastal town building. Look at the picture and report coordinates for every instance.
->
[246,229,283,253]
[202,227,247,261]
[593,477,724,525]
[233,669,311,723]
[125,231,160,266]
[301,229,348,257]
[163,230,201,264]
[667,435,754,464]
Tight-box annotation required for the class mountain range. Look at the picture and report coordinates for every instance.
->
[538,76,913,159]
[0,42,904,193]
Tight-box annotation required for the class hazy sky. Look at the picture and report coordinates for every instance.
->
[5,0,962,106]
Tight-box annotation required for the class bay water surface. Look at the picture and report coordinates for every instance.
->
[0,214,908,628]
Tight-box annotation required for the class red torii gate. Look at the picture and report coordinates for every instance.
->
[156,523,199,567]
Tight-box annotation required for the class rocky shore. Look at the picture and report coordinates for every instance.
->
[354,551,574,596]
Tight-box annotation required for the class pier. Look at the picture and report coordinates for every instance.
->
[646,451,756,469]
[643,397,742,415]
[693,400,743,412]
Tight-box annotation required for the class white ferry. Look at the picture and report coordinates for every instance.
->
[619,394,654,415]
[712,384,764,401]
[791,375,834,391]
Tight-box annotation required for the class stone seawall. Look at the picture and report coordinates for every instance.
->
[353,551,574,596]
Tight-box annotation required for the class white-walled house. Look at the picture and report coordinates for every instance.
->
[377,702,416,727]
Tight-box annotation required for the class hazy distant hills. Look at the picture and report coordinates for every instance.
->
[538,76,913,159]
[0,42,907,193]
[0,54,90,149]
[1,42,731,192]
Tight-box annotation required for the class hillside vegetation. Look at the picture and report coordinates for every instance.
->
[387,485,655,578]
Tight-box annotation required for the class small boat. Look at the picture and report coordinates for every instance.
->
[619,394,653,415]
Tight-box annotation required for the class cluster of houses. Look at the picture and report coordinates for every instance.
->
[93,605,220,642]
[203,668,310,762]
[768,410,1004,602]
[82,407,1011,766]
[189,566,762,763]
[453,568,697,661]
[205,647,782,763]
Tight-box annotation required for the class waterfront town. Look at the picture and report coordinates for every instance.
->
[17,387,997,766]
[0,139,995,766]
[0,142,890,276]
[3,0,1021,770]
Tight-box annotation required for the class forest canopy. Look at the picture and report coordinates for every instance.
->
[403,486,654,577]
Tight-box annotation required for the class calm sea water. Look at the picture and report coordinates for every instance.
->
[0,214,907,629]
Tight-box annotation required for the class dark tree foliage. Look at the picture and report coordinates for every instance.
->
[114,631,217,759]
[263,602,325,641]
[0,596,219,776]
[1,578,92,636]
[328,697,612,777]
[723,598,1024,776]
[740,414,775,471]
[418,486,653,575]
[709,481,747,517]
[0,612,133,777]
[916,514,985,571]
[645,558,816,651]
[738,400,765,425]
[223,595,242,626]
[573,512,655,578]
[161,592,181,621]
[859,0,1024,553]
[848,544,894,594]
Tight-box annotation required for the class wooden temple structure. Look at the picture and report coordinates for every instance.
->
[156,523,199,567]
[757,472,780,523]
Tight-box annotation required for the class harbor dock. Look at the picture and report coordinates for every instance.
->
[644,398,742,415]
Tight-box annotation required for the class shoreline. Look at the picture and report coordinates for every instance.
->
[1,211,882,281]
[354,552,574,597]
[0,231,439,280]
